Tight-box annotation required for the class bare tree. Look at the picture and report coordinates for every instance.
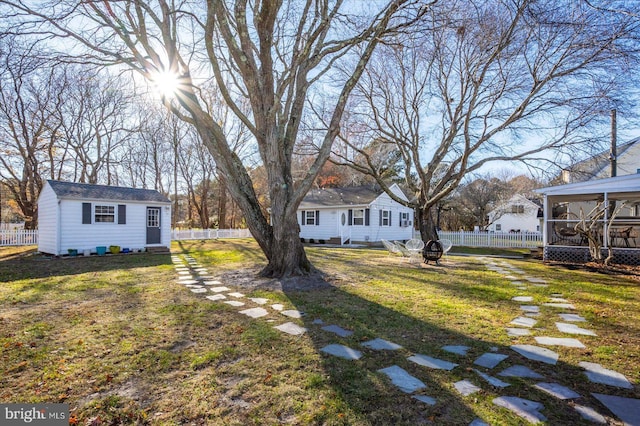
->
[332,0,639,241]
[0,0,430,276]
[0,40,66,228]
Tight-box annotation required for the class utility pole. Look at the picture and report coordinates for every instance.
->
[610,109,617,178]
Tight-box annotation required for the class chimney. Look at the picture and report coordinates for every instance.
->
[610,109,617,178]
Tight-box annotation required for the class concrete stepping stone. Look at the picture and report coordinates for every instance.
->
[177,270,191,275]
[312,318,323,325]
[412,395,436,405]
[549,297,569,303]
[592,393,640,425]
[474,353,509,369]
[177,279,198,285]
[281,310,304,318]
[361,338,402,351]
[499,365,544,379]
[271,304,284,311]
[580,362,633,389]
[239,307,268,318]
[532,284,549,288]
[493,396,546,424]
[469,419,489,426]
[510,281,525,285]
[228,292,245,298]
[378,365,426,393]
[442,345,470,356]
[185,284,204,288]
[274,322,307,336]
[534,336,585,348]
[574,405,606,424]
[190,288,208,293]
[550,293,563,297]
[559,313,586,322]
[408,354,458,371]
[248,297,269,305]
[209,286,231,292]
[454,380,481,396]
[555,322,596,336]
[524,312,540,317]
[520,305,540,313]
[474,369,510,388]
[543,302,575,309]
[224,300,245,307]
[202,280,222,286]
[515,286,527,290]
[206,294,226,301]
[525,277,547,284]
[322,325,353,337]
[506,328,532,337]
[504,275,519,280]
[511,345,559,365]
[321,344,362,360]
[510,317,537,328]
[512,296,533,302]
[534,382,580,400]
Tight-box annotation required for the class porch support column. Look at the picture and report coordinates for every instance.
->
[603,192,609,249]
[542,194,549,247]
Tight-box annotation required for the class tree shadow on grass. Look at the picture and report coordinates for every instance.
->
[278,271,635,425]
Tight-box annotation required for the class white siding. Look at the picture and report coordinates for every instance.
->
[37,182,60,255]
[488,196,541,233]
[59,200,170,254]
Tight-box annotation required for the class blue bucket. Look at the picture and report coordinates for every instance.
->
[96,246,107,256]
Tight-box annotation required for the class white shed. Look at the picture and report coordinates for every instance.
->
[38,180,171,256]
[297,184,414,244]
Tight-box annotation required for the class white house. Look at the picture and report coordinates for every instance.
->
[38,180,171,256]
[297,184,414,244]
[486,194,543,233]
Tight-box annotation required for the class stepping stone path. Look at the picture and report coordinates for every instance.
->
[168,254,637,425]
[493,396,546,423]
[321,344,362,360]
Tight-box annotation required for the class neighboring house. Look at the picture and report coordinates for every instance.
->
[561,136,640,183]
[486,194,543,233]
[38,180,171,256]
[297,184,414,244]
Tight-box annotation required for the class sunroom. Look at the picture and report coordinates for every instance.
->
[536,173,640,265]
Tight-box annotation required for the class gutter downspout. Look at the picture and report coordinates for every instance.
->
[542,195,548,248]
[57,199,62,256]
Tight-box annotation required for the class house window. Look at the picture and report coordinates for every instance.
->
[400,212,410,227]
[95,205,115,223]
[496,224,502,231]
[381,210,390,226]
[353,209,365,226]
[305,211,316,225]
[511,204,525,214]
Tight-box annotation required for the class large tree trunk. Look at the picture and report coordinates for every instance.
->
[258,209,312,277]
[417,206,439,243]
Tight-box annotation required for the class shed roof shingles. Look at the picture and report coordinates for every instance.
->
[48,180,170,203]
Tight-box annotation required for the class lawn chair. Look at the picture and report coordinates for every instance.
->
[438,239,453,257]
[381,239,402,256]
[395,240,422,264]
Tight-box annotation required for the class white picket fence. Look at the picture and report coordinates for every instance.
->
[436,231,542,248]
[0,229,38,246]
[171,228,252,240]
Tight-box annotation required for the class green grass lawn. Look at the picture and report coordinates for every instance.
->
[0,241,638,425]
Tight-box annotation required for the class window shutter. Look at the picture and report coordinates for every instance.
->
[82,203,91,224]
[389,211,392,227]
[399,213,402,227]
[315,210,320,226]
[118,205,126,224]
[348,209,353,226]
[365,208,370,226]
[301,210,305,225]
[379,210,383,226]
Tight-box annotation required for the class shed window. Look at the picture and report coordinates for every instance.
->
[95,205,115,223]
[496,224,502,231]
[511,204,525,214]
[305,211,316,225]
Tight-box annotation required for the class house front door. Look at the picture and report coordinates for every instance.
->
[146,207,161,244]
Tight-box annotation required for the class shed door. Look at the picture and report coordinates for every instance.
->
[146,207,161,244]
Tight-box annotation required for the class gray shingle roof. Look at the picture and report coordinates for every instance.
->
[299,185,383,208]
[47,180,170,203]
